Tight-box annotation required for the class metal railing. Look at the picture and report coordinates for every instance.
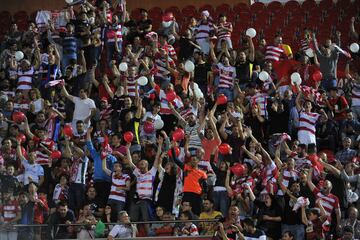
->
[0,219,218,240]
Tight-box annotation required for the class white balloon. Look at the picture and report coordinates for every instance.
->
[137,76,148,86]
[290,72,302,85]
[15,51,24,61]
[246,28,257,38]
[119,62,128,72]
[184,60,195,72]
[259,71,269,81]
[65,0,73,4]
[350,43,359,53]
[154,119,164,130]
[305,48,314,58]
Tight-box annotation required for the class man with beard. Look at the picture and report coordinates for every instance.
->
[46,202,76,240]
[199,199,222,235]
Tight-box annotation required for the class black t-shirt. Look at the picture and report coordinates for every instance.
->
[84,197,101,214]
[178,37,195,61]
[0,174,20,195]
[282,194,303,225]
[235,60,252,84]
[326,174,347,209]
[194,62,211,86]
[243,229,266,239]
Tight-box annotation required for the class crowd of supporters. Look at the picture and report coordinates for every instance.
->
[0,0,360,239]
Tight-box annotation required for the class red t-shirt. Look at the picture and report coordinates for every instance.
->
[328,96,349,121]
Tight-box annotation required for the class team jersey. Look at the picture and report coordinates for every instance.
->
[109,172,130,203]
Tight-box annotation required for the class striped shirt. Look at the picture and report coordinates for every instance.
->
[0,200,20,223]
[34,137,55,165]
[294,156,312,171]
[352,81,360,107]
[160,43,177,60]
[133,166,157,200]
[217,63,236,89]
[217,22,232,40]
[249,93,269,118]
[14,102,30,112]
[155,54,175,80]
[195,21,214,40]
[278,169,298,195]
[185,123,202,150]
[261,161,278,186]
[109,172,130,203]
[62,35,77,57]
[265,45,285,62]
[17,67,34,90]
[106,24,123,43]
[312,187,340,218]
[158,89,183,115]
[298,111,320,135]
[124,76,139,97]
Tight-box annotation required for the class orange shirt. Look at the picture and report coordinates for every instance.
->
[183,164,207,195]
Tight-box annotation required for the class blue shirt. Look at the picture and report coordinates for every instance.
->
[86,140,116,182]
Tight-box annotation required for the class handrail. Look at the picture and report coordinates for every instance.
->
[1,218,219,228]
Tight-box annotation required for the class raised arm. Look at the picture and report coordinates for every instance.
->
[247,36,255,62]
[153,137,164,170]
[350,17,359,40]
[23,116,35,139]
[125,143,136,170]
[16,139,26,162]
[307,168,316,191]
[295,86,303,112]
[102,156,112,176]
[61,84,75,102]
[168,102,187,126]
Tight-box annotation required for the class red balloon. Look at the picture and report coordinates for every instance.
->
[216,94,228,105]
[218,143,231,155]
[144,121,155,134]
[124,131,134,143]
[16,133,26,144]
[51,150,62,159]
[312,70,323,82]
[168,147,180,158]
[230,164,246,176]
[172,128,185,142]
[63,124,73,137]
[12,112,25,123]
[166,91,176,102]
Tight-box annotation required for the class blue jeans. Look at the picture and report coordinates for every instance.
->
[107,198,126,217]
[281,223,305,240]
[217,87,234,102]
[212,190,229,217]
[321,78,337,91]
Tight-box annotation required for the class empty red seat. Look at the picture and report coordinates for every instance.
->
[301,0,317,9]
[267,1,283,13]
[148,7,163,17]
[182,5,197,18]
[284,1,300,10]
[250,2,265,12]
[130,8,142,20]
[216,4,232,14]
[13,11,28,21]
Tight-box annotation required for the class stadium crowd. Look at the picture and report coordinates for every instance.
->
[0,0,360,239]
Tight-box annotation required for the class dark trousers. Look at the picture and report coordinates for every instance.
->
[68,183,86,213]
[182,192,202,216]
[94,181,111,207]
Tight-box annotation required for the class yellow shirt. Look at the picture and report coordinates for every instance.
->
[199,211,222,235]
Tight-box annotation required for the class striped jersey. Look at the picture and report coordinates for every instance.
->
[0,200,20,223]
[249,92,269,118]
[158,88,183,115]
[124,76,139,97]
[195,21,214,40]
[154,54,176,80]
[33,137,55,165]
[185,123,202,150]
[298,111,320,136]
[109,172,130,203]
[216,63,236,89]
[106,24,123,43]
[217,22,232,40]
[278,169,298,195]
[312,187,340,218]
[261,161,278,186]
[17,67,34,90]
[160,43,177,60]
[265,45,285,62]
[133,166,157,200]
[62,34,77,57]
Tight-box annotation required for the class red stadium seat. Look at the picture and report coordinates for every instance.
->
[267,1,283,13]
[216,4,232,15]
[130,8,142,20]
[13,11,28,21]
[301,0,317,9]
[233,2,249,15]
[250,2,265,12]
[182,5,198,18]
[148,7,163,18]
[284,1,300,10]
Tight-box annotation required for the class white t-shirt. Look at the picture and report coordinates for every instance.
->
[22,160,44,185]
[72,97,96,120]
[109,224,134,238]
[142,112,161,123]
